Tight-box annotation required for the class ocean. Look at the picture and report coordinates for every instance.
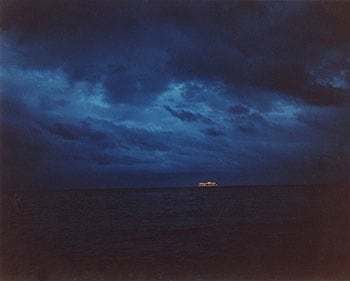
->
[1,185,349,280]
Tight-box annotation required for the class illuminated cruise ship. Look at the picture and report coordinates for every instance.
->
[197,181,218,187]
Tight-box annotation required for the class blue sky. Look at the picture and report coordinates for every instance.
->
[1,1,349,188]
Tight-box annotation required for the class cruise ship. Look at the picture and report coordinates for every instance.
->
[197,181,218,187]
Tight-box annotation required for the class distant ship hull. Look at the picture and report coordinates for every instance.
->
[197,182,218,187]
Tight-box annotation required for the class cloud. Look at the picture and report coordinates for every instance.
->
[45,122,107,141]
[164,105,216,126]
[164,105,199,122]
[2,1,349,106]
[117,125,171,152]
[203,128,225,137]
[1,1,349,187]
[229,105,250,115]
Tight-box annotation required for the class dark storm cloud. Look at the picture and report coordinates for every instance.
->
[164,105,215,125]
[1,123,47,156]
[1,120,51,187]
[1,110,173,188]
[228,107,270,134]
[91,152,150,167]
[38,95,68,111]
[296,110,350,139]
[248,112,267,124]
[119,126,171,152]
[236,115,267,134]
[45,121,107,141]
[164,105,198,122]
[161,2,350,105]
[1,1,349,187]
[203,128,225,137]
[1,0,349,105]
[104,66,169,103]
[1,96,30,120]
[229,105,250,115]
[236,115,269,134]
[44,119,172,154]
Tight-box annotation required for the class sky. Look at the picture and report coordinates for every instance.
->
[0,0,349,188]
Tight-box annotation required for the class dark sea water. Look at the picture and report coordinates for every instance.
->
[1,185,349,281]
